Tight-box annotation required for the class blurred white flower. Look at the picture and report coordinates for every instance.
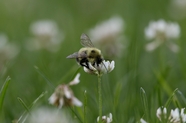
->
[169,0,186,20]
[181,108,186,122]
[154,107,186,123]
[156,107,167,121]
[0,33,19,72]
[144,19,180,52]
[141,107,186,123]
[97,113,112,123]
[89,16,125,58]
[26,20,64,52]
[68,73,80,86]
[169,108,186,123]
[27,107,77,123]
[140,118,148,123]
[83,60,115,76]
[169,108,180,122]
[49,73,82,108]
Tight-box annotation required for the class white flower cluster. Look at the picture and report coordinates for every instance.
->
[140,107,186,123]
[144,19,180,52]
[97,113,113,123]
[0,33,19,73]
[83,60,115,76]
[0,34,19,61]
[48,73,82,108]
[27,107,77,123]
[26,20,64,52]
[89,16,125,58]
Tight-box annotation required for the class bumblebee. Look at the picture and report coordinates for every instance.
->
[67,33,104,69]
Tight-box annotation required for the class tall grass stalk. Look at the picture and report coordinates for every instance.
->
[140,87,149,122]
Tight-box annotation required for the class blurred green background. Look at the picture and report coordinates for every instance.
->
[1,0,186,122]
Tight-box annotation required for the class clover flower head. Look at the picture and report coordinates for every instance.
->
[26,20,64,52]
[169,108,186,123]
[144,19,180,52]
[27,107,77,123]
[145,19,180,40]
[30,20,59,37]
[89,16,124,42]
[141,107,186,123]
[156,107,167,121]
[83,60,115,76]
[155,107,186,123]
[97,113,113,123]
[89,16,125,58]
[0,33,19,67]
[48,73,82,108]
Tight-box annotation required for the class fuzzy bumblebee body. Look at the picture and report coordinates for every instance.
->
[67,33,104,69]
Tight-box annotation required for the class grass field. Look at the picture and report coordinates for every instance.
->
[1,0,186,122]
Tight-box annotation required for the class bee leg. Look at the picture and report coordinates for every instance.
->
[80,58,89,69]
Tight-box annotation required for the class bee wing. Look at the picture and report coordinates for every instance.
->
[66,52,79,59]
[80,33,94,47]
[66,52,87,59]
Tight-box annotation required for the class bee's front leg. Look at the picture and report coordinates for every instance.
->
[79,58,89,69]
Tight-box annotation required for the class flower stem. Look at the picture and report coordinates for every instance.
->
[83,90,87,123]
[98,75,102,123]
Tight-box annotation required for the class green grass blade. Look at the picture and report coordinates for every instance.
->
[154,71,172,96]
[17,91,47,122]
[0,76,11,111]
[114,81,122,108]
[177,90,186,106]
[17,97,30,114]
[164,88,178,108]
[30,91,47,108]
[69,107,83,123]
[57,65,81,85]
[34,66,55,89]
[140,87,149,122]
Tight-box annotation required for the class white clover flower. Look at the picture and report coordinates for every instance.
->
[156,107,167,121]
[181,108,186,122]
[83,60,115,76]
[155,107,186,123]
[169,108,186,123]
[140,118,148,123]
[27,107,77,123]
[26,20,64,52]
[169,108,181,122]
[0,33,19,73]
[97,113,112,123]
[89,16,125,58]
[144,19,180,52]
[48,73,82,108]
[0,33,19,61]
